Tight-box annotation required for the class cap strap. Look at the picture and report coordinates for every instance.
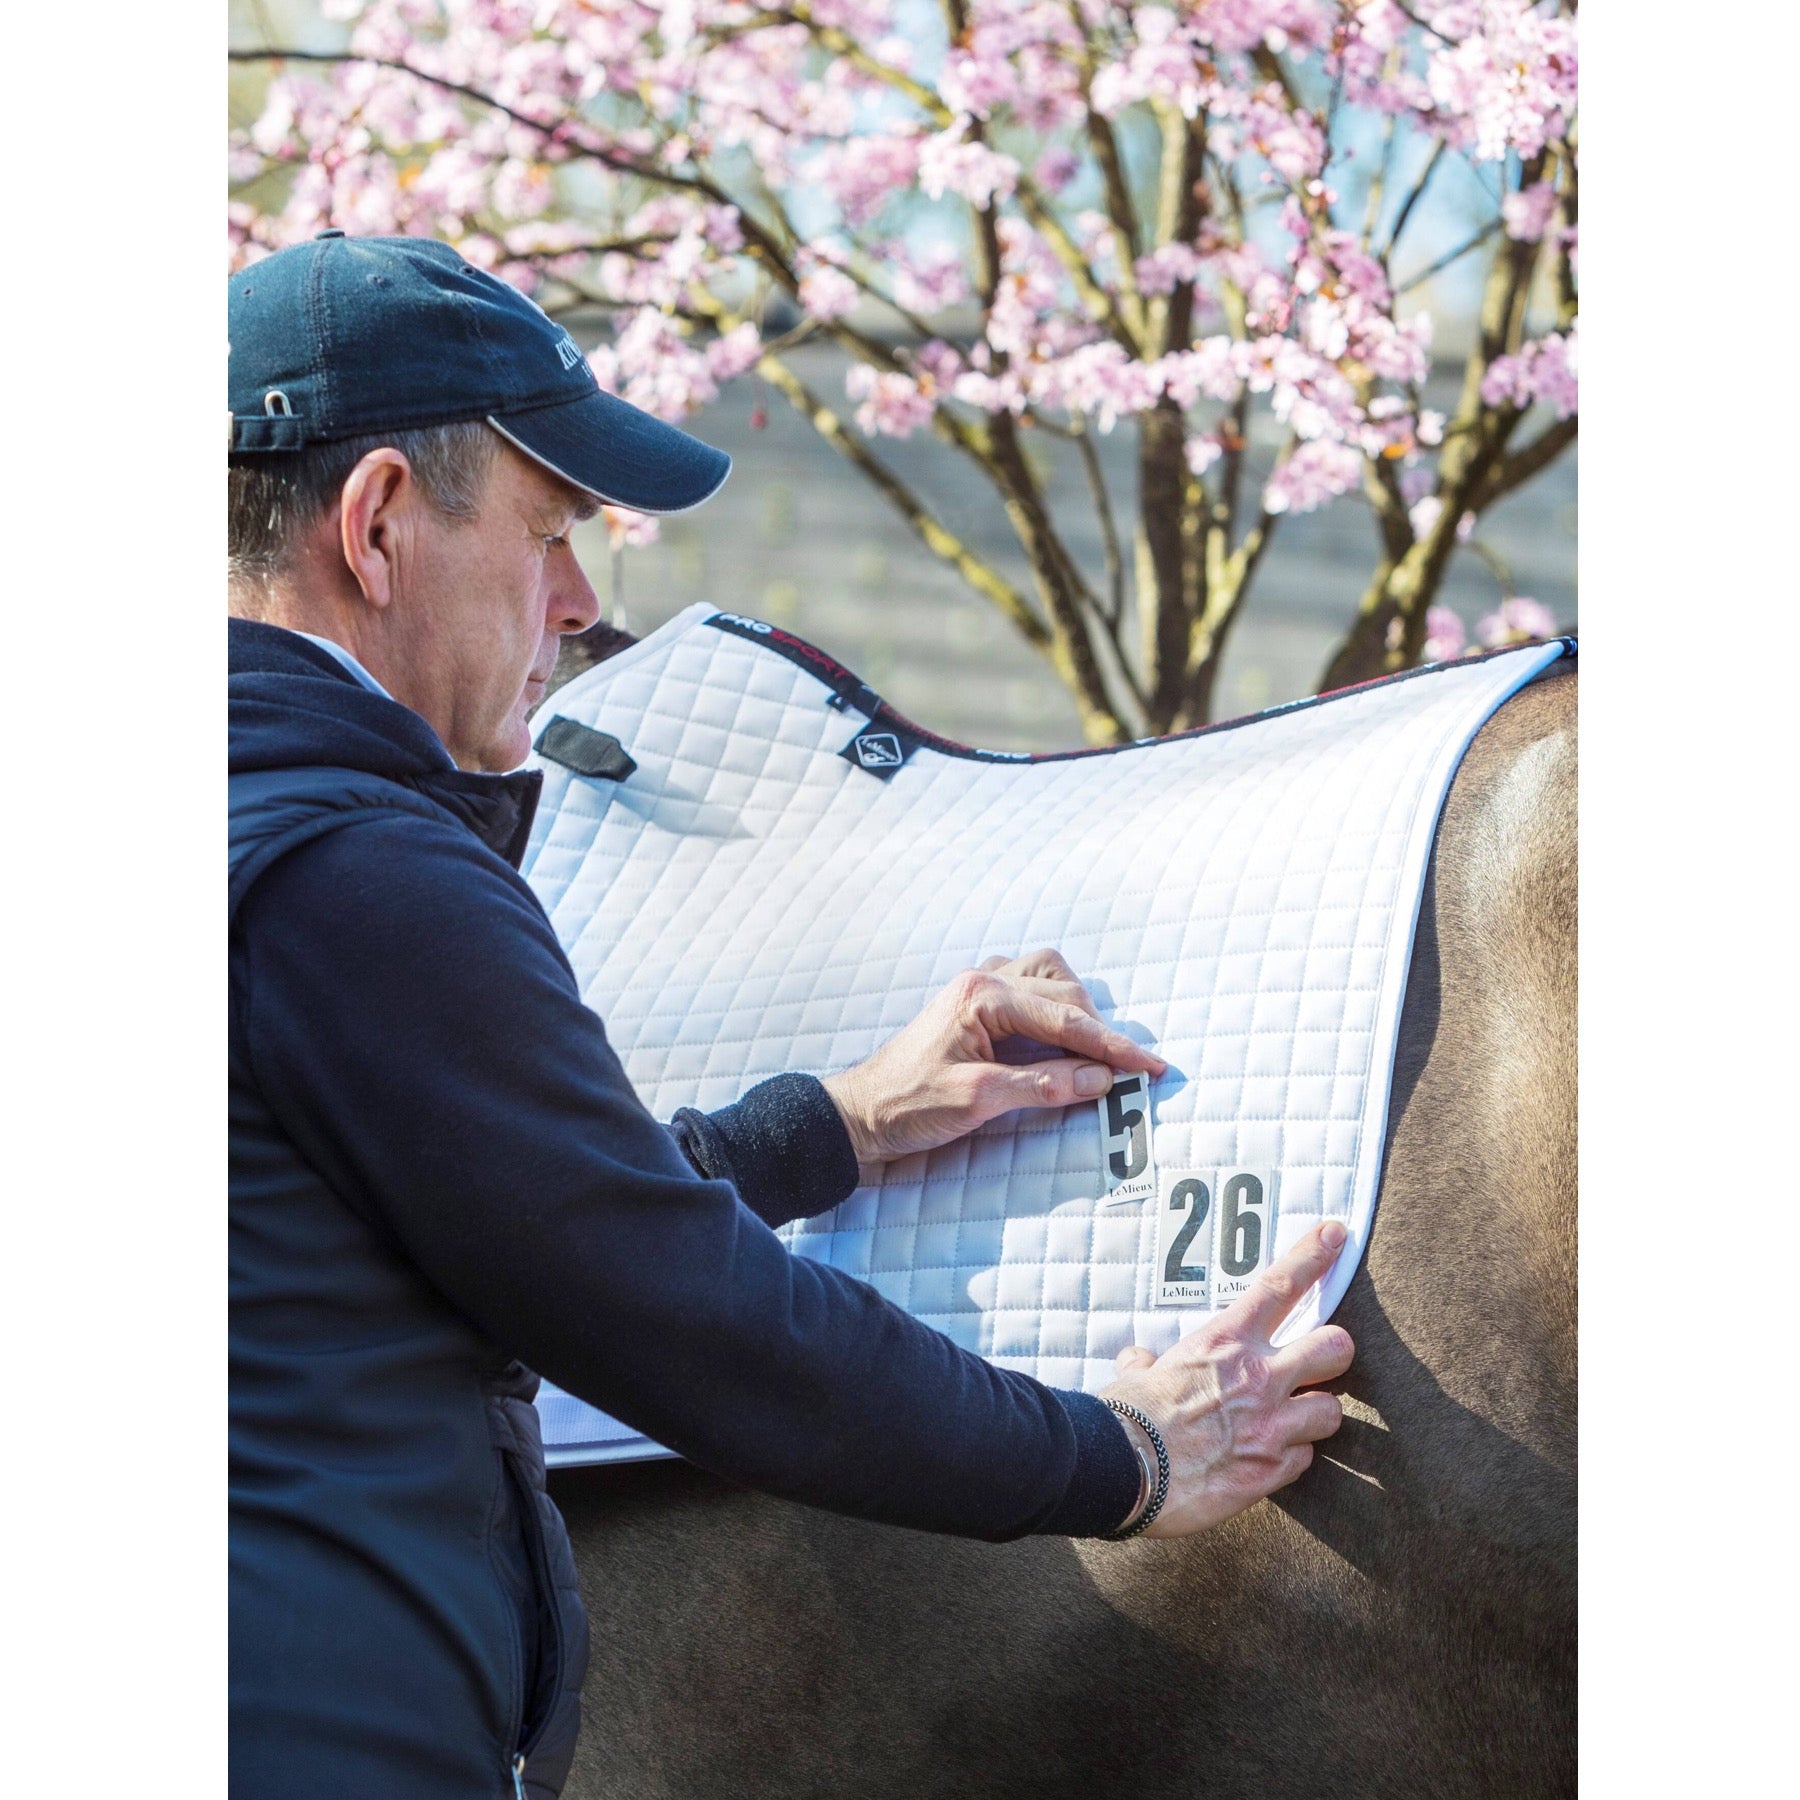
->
[231,413,308,453]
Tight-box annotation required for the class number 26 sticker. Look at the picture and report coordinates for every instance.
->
[1152,1169,1277,1307]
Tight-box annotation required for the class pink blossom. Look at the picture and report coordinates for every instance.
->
[1241,92,1328,182]
[1028,341,1163,430]
[230,0,1577,558]
[1263,439,1363,515]
[808,134,920,226]
[249,78,300,158]
[1476,596,1559,645]
[1410,499,1478,544]
[1157,339,1245,408]
[1425,1,1578,162]
[951,367,1025,414]
[491,157,553,220]
[1192,2,1337,58]
[1091,6,1210,118]
[798,264,860,321]
[705,322,763,382]
[1481,326,1578,419]
[1135,243,1202,296]
[1422,606,1467,661]
[610,309,717,420]
[911,339,964,388]
[845,364,936,437]
[602,505,661,551]
[1530,327,1579,419]
[890,243,970,315]
[1186,435,1225,477]
[918,124,1019,209]
[1501,179,1559,243]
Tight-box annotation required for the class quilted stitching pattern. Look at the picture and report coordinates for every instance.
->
[524,606,1564,1463]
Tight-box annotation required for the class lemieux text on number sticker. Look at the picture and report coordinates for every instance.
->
[1152,1169,1279,1307]
[1097,1071,1156,1203]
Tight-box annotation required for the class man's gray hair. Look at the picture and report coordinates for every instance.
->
[228,419,500,600]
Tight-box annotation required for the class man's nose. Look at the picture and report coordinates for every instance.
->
[549,543,602,636]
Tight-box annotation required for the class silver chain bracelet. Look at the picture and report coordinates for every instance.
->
[1100,1398,1169,1540]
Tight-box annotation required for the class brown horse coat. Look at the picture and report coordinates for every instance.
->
[552,663,1576,1799]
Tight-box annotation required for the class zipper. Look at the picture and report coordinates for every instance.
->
[504,1455,568,1769]
[511,1751,527,1800]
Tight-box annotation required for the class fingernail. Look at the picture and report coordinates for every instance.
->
[1074,1064,1112,1098]
[1320,1221,1346,1249]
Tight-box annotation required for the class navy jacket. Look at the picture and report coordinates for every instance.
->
[228,620,1139,1799]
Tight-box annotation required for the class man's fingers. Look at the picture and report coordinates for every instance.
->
[1280,1390,1344,1446]
[994,948,1081,984]
[968,1057,1122,1114]
[1114,1345,1157,1375]
[967,979,1166,1078]
[1005,974,1103,1021]
[1230,1221,1348,1340]
[1268,1324,1355,1392]
[1269,1443,1316,1492]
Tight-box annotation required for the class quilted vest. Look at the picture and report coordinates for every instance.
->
[229,766,588,1800]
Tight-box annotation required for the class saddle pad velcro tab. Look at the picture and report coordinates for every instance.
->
[523,605,1567,1467]
[536,716,637,782]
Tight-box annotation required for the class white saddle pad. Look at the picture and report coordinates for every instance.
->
[523,605,1567,1466]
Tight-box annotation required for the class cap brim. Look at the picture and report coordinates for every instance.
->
[487,387,731,516]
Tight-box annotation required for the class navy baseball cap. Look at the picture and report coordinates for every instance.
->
[228,232,731,514]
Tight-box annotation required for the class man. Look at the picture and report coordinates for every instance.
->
[229,234,1355,1800]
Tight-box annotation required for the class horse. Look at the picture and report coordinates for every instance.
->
[548,659,1577,1799]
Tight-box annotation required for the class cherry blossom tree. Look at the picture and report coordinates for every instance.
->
[230,0,1577,742]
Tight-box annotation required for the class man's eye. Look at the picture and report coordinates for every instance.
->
[542,534,569,549]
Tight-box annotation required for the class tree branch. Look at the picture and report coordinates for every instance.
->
[1471,413,1577,510]
[1394,217,1503,295]
[1071,415,1126,626]
[1381,138,1446,263]
[751,352,1052,651]
[1362,111,1400,251]
[227,48,669,186]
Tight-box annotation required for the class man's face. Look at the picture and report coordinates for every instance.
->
[391,445,602,771]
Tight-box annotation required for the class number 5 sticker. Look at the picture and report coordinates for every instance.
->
[1098,1072,1156,1203]
[1211,1170,1277,1305]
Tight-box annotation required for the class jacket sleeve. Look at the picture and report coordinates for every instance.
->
[236,812,1139,1540]
[669,1075,860,1229]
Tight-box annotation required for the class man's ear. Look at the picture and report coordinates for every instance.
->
[337,448,415,611]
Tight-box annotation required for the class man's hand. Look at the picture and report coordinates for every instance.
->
[1101,1222,1355,1537]
[822,948,1167,1170]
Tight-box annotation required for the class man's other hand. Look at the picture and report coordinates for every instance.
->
[1101,1222,1355,1537]
[821,949,1167,1170]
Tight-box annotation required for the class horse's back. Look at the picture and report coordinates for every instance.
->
[555,664,1577,1800]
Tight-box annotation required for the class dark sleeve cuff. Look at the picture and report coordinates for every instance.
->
[670,1073,861,1230]
[1033,1389,1142,1538]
